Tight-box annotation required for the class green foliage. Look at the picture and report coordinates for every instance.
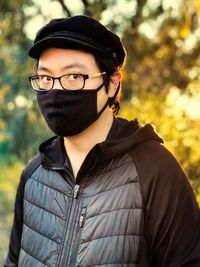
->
[0,160,24,266]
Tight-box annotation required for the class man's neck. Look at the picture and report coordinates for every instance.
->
[64,108,113,153]
[63,108,114,177]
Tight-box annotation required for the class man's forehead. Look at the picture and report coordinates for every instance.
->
[37,48,99,73]
[37,63,88,72]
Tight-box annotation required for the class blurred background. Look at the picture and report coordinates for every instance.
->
[0,0,200,264]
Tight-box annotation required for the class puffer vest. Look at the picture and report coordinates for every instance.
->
[18,152,149,267]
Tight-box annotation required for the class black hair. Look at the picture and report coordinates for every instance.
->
[93,52,121,115]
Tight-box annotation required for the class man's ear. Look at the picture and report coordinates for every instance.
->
[108,72,121,98]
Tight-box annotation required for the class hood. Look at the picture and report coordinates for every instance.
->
[99,117,163,162]
[39,117,163,171]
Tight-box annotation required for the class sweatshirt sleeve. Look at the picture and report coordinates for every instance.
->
[4,170,26,267]
[131,140,200,267]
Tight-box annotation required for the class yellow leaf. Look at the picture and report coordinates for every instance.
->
[194,0,200,12]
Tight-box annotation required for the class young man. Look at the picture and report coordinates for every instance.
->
[5,15,200,267]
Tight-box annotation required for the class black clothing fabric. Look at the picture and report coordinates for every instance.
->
[36,84,109,136]
[4,117,200,266]
[28,15,126,68]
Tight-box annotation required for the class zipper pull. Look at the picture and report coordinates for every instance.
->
[79,208,86,227]
[74,184,80,199]
[79,215,84,227]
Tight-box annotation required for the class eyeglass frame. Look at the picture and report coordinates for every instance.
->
[29,72,107,91]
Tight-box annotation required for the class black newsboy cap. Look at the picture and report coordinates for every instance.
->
[28,15,126,68]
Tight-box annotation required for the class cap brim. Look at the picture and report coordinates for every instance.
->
[28,36,110,59]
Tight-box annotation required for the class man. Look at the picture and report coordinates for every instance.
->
[5,15,200,267]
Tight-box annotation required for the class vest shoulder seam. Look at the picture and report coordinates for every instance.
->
[24,198,66,221]
[28,176,71,198]
[93,157,133,176]
[81,233,143,245]
[84,179,139,199]
[20,247,50,267]
[87,207,142,221]
[23,221,60,245]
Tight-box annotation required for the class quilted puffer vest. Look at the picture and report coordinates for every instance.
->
[18,152,149,267]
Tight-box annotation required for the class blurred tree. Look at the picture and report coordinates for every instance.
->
[0,0,51,161]
[54,0,200,97]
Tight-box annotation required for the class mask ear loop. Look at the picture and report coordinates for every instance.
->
[97,98,110,118]
[96,83,110,119]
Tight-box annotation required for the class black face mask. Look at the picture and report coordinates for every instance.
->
[37,83,109,136]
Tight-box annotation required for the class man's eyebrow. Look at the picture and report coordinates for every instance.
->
[62,63,88,71]
[37,63,88,72]
[37,66,50,72]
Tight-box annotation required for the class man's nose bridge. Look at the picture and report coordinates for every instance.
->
[53,77,63,89]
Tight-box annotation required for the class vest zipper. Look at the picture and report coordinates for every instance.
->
[69,207,87,266]
[79,208,86,228]
[74,184,80,199]
[57,184,80,267]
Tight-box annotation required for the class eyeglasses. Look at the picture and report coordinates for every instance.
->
[29,72,106,91]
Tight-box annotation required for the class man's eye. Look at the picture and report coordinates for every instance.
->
[68,74,82,80]
[41,76,52,82]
